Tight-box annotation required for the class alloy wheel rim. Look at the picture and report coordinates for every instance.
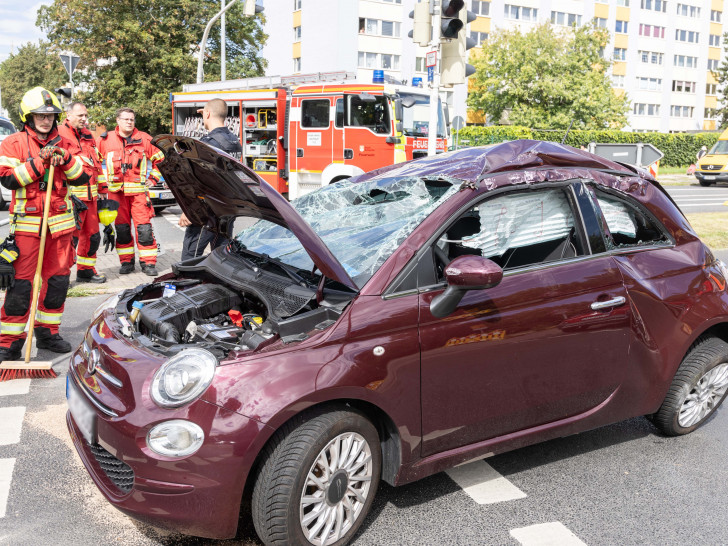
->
[299,431,373,546]
[678,363,728,427]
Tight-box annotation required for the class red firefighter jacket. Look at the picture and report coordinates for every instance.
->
[58,120,106,202]
[97,127,163,195]
[0,125,89,238]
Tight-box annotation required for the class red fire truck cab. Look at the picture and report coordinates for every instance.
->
[171,71,448,198]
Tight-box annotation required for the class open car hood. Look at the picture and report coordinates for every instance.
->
[152,135,357,291]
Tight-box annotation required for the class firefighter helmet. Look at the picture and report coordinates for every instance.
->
[97,199,120,226]
[19,87,63,123]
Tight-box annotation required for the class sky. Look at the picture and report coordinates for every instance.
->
[0,2,51,63]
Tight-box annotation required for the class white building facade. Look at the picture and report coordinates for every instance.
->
[261,0,726,132]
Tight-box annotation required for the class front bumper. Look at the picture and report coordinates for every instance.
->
[695,171,728,183]
[66,328,267,539]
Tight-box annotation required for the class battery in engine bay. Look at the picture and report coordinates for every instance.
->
[197,323,244,343]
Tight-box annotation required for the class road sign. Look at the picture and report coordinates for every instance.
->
[587,143,664,168]
[59,54,80,78]
[427,66,435,82]
[426,51,437,67]
[452,115,465,131]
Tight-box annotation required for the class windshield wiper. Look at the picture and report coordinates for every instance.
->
[230,240,311,286]
[259,254,310,286]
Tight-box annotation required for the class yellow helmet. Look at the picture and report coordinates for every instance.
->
[97,199,120,226]
[19,87,62,123]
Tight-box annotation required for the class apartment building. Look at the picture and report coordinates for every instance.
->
[262,0,726,132]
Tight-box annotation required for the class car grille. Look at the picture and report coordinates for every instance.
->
[703,164,723,170]
[88,442,134,493]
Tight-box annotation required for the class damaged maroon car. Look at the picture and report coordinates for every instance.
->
[67,138,728,545]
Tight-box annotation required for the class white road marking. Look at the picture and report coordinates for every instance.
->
[0,458,15,518]
[160,211,185,232]
[0,407,25,446]
[0,379,31,397]
[445,459,526,505]
[510,522,587,546]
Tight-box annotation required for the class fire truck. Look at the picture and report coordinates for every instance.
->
[170,71,448,198]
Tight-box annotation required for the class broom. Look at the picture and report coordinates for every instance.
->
[0,162,58,381]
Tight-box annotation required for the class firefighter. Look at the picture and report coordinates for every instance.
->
[97,107,163,276]
[0,87,90,361]
[58,101,107,283]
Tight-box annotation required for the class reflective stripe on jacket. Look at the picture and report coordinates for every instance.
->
[98,127,163,195]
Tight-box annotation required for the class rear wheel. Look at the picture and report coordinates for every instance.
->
[252,408,381,546]
[652,336,728,436]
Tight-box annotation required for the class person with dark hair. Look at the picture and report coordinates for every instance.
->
[0,87,91,361]
[98,107,164,276]
[179,98,242,261]
[58,101,107,283]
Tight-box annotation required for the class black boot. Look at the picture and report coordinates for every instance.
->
[141,263,158,276]
[119,260,136,274]
[34,327,72,354]
[77,269,107,283]
[0,340,25,363]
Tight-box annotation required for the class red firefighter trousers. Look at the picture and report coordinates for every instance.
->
[110,192,157,265]
[0,231,74,348]
[74,199,101,273]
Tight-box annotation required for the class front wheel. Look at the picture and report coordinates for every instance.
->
[652,336,728,436]
[252,408,381,546]
[698,178,715,187]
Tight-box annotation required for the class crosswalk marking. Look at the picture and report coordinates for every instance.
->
[0,459,15,518]
[0,407,25,446]
[0,379,30,397]
[159,211,185,232]
[510,522,587,546]
[445,459,527,505]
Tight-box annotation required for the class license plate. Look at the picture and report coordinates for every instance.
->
[159,192,173,199]
[67,376,97,444]
[703,175,716,180]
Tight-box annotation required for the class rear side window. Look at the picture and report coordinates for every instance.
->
[301,99,330,128]
[593,190,670,249]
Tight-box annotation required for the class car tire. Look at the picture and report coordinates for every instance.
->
[252,408,381,546]
[698,179,714,187]
[652,336,728,436]
[154,206,167,213]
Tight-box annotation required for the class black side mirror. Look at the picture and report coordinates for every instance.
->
[430,255,503,318]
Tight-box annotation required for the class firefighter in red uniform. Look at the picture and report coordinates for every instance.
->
[97,107,163,276]
[58,101,107,283]
[0,87,90,361]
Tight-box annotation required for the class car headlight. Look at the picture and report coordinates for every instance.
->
[92,293,121,321]
[147,420,204,457]
[150,348,217,408]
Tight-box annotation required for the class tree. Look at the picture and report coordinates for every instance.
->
[467,22,630,130]
[37,0,268,134]
[0,41,68,128]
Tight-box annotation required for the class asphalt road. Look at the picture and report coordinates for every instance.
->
[664,185,728,213]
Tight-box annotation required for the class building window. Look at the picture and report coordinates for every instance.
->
[633,103,661,116]
[670,105,694,117]
[711,10,722,22]
[708,59,720,71]
[639,24,665,38]
[710,34,721,47]
[415,57,425,72]
[551,11,582,26]
[617,0,629,5]
[639,51,664,65]
[358,51,400,71]
[672,80,695,93]
[471,31,488,46]
[676,3,700,17]
[381,53,400,70]
[641,0,667,11]
[293,57,301,72]
[613,48,627,60]
[595,17,607,28]
[359,18,401,38]
[504,4,538,21]
[705,108,718,119]
[637,77,662,90]
[673,55,698,68]
[293,0,301,10]
[706,83,717,95]
[472,0,490,16]
[612,75,625,88]
[615,20,628,33]
[293,26,301,41]
[675,29,699,43]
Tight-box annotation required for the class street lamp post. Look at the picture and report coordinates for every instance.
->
[197,0,241,84]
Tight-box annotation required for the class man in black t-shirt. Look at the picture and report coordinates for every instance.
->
[179,99,243,261]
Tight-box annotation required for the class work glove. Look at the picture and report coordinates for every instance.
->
[39,146,57,167]
[103,224,115,253]
[0,237,19,290]
[70,195,88,230]
[51,147,73,167]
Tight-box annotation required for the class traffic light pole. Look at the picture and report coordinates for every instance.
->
[427,2,441,157]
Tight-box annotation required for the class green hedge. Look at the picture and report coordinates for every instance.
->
[454,126,722,167]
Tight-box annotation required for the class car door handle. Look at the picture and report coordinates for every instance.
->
[591,296,626,311]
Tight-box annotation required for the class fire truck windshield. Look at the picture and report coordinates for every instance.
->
[398,93,446,139]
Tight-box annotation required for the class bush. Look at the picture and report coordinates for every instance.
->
[455,126,721,167]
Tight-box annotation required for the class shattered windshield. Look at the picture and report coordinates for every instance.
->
[235,177,459,288]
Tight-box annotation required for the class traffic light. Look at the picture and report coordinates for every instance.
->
[408,2,431,47]
[440,0,465,38]
[54,87,72,100]
[440,6,476,86]
[243,0,264,16]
